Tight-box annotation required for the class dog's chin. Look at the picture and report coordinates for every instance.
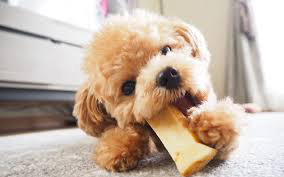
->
[172,91,201,117]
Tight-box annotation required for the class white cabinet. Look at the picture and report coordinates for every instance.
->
[0,2,93,91]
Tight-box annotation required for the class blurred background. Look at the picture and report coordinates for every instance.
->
[0,0,283,134]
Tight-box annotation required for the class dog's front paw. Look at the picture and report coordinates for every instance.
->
[94,145,139,172]
[188,98,244,159]
[93,127,148,172]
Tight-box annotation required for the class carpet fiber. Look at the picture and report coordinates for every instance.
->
[1,112,284,177]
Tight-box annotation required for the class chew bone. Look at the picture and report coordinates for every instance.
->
[147,106,217,177]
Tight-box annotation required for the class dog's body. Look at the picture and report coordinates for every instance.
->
[73,11,244,172]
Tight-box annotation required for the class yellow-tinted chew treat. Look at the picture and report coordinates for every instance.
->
[147,106,217,177]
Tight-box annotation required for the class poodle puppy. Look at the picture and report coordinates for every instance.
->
[73,10,244,172]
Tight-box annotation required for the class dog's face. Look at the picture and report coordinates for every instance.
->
[77,11,213,129]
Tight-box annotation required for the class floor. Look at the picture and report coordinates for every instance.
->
[1,112,284,177]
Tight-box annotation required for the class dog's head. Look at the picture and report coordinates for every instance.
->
[74,10,213,134]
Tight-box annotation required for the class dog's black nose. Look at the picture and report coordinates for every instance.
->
[157,67,180,89]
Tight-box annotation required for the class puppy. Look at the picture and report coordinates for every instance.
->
[73,10,243,172]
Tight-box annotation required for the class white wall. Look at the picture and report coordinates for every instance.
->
[137,0,161,13]
[137,0,232,98]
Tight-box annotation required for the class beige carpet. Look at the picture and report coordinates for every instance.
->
[1,112,284,177]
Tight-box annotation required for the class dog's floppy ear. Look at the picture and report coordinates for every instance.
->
[173,21,210,63]
[73,82,115,137]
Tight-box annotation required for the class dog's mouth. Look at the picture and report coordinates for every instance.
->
[172,91,201,117]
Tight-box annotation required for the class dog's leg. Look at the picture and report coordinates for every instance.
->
[188,98,244,159]
[93,125,149,171]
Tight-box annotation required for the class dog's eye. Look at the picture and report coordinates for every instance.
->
[161,45,172,55]
[122,80,136,96]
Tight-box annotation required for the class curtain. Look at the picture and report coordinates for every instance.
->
[108,0,137,15]
[251,0,284,111]
[226,0,269,109]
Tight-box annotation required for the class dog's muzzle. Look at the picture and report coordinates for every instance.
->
[156,66,180,89]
